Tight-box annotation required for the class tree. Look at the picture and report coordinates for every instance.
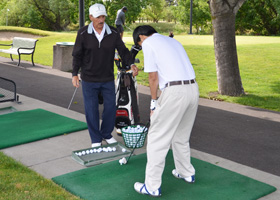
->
[176,0,211,33]
[141,0,165,23]
[0,0,76,31]
[105,0,146,25]
[164,5,175,22]
[208,0,246,96]
[28,0,75,31]
[0,0,44,28]
[236,0,280,35]
[68,0,147,27]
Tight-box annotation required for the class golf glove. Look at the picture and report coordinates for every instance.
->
[150,99,157,111]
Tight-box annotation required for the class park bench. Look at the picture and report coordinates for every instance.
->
[0,37,38,66]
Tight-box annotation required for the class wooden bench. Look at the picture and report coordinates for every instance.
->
[0,37,38,66]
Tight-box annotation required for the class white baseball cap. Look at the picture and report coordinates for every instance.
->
[89,3,107,18]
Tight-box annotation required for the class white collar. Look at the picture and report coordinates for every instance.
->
[87,22,112,35]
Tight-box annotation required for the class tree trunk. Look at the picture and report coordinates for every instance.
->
[209,0,246,96]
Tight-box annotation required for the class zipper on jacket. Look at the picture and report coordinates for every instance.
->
[98,34,109,49]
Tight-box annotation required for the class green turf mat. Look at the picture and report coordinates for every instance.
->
[0,94,4,98]
[0,109,87,149]
[52,151,276,200]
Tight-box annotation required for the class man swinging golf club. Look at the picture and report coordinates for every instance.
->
[132,25,199,197]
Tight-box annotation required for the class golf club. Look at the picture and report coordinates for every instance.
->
[68,86,78,110]
[125,25,132,31]
[119,120,150,165]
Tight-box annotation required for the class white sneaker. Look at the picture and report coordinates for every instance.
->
[116,128,122,136]
[134,182,161,197]
[105,137,117,144]
[91,143,101,148]
[172,169,195,183]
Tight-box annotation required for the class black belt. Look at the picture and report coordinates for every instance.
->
[164,79,196,88]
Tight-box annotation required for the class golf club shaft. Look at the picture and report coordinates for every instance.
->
[68,87,78,110]
[125,25,132,31]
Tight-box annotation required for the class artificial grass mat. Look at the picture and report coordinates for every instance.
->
[0,108,87,149]
[52,151,276,200]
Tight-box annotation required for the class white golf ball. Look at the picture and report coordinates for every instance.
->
[122,148,126,152]
[103,148,108,152]
[112,147,116,151]
[82,151,86,155]
[93,149,97,153]
[90,149,94,153]
[107,147,112,152]
[78,152,82,156]
[86,150,90,154]
[119,157,127,165]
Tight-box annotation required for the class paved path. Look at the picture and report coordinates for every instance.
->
[0,57,279,199]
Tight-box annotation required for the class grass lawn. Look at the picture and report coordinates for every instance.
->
[0,152,80,200]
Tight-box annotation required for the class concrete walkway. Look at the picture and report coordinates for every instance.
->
[0,57,279,199]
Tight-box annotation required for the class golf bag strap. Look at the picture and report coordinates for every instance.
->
[129,75,140,123]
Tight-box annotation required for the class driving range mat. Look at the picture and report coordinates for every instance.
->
[0,108,87,149]
[52,151,276,200]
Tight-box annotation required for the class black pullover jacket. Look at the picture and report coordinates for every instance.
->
[72,23,133,82]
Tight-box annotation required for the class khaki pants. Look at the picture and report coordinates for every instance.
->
[145,83,199,191]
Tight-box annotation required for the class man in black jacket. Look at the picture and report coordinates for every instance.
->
[72,3,138,148]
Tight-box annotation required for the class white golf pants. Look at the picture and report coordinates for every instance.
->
[145,82,199,191]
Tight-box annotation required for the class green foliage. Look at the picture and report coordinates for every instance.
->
[236,0,280,35]
[105,0,145,25]
[176,0,211,34]
[141,0,165,23]
[1,0,280,36]
[128,22,186,34]
[0,0,8,11]
[67,0,146,28]
[0,0,76,31]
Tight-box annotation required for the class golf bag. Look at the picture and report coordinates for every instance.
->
[115,45,142,135]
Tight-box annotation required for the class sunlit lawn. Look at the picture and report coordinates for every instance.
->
[0,152,80,200]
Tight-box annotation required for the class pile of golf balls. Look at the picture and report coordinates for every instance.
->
[75,147,120,156]
[122,125,147,133]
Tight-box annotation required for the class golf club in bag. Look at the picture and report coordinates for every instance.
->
[115,45,142,136]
